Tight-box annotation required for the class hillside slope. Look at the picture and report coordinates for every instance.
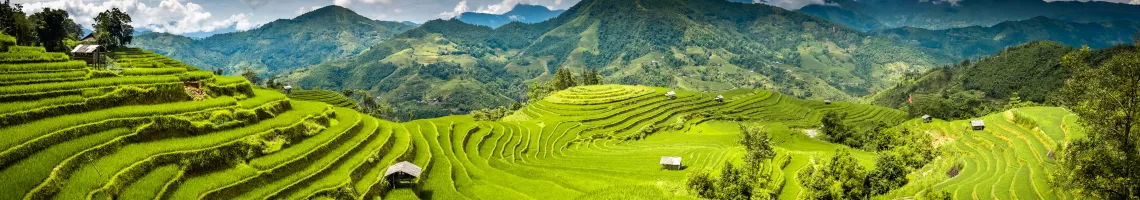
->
[799,0,1140,30]
[874,17,1140,59]
[295,0,952,120]
[131,5,416,75]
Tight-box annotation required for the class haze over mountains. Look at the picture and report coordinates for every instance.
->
[457,4,566,28]
[799,0,1140,31]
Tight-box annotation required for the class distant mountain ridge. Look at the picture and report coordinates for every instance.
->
[798,0,1140,31]
[294,0,951,119]
[131,5,416,75]
[457,4,565,28]
[873,16,1140,58]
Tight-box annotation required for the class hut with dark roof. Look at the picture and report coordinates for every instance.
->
[384,161,423,184]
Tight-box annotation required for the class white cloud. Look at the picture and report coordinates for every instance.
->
[20,0,260,34]
[296,6,320,15]
[475,0,543,14]
[439,0,469,19]
[334,0,351,6]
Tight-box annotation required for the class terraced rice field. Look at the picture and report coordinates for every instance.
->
[878,107,1084,199]
[287,90,359,109]
[0,36,1085,199]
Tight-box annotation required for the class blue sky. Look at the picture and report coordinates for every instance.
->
[11,0,1140,37]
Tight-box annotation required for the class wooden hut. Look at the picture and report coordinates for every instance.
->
[384,161,423,184]
[971,120,986,130]
[665,91,676,99]
[283,85,293,94]
[715,95,724,103]
[70,44,105,68]
[922,115,933,123]
[824,100,832,105]
[660,156,683,170]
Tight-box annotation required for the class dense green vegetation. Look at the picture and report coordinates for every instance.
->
[799,0,1140,30]
[296,0,951,120]
[130,5,416,75]
[871,42,1140,119]
[873,17,1140,59]
[456,4,565,28]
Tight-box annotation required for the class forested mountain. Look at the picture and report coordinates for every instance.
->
[131,5,415,75]
[798,0,1140,30]
[457,4,565,28]
[870,41,1140,119]
[293,0,951,119]
[873,16,1140,59]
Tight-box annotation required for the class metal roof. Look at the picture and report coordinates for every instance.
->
[70,44,103,53]
[384,161,422,178]
[715,95,724,99]
[922,115,932,119]
[660,156,682,165]
[665,91,676,96]
[971,120,985,127]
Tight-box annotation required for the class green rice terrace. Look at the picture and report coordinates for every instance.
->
[0,35,1088,199]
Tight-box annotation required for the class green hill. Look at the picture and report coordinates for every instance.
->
[130,5,416,76]
[870,41,1140,119]
[799,0,1140,30]
[873,16,1140,59]
[295,0,952,120]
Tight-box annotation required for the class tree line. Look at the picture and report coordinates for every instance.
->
[0,1,133,52]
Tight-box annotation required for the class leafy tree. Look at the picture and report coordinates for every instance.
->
[800,149,868,199]
[686,169,716,198]
[580,67,602,85]
[526,81,554,103]
[240,66,262,85]
[716,162,754,200]
[0,1,34,45]
[865,153,909,195]
[739,124,775,169]
[1054,47,1140,199]
[919,190,952,200]
[93,8,133,49]
[551,67,577,90]
[29,8,71,52]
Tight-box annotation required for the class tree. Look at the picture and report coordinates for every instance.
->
[1054,48,1140,199]
[739,124,776,169]
[686,169,716,198]
[29,8,71,52]
[801,149,868,199]
[526,81,553,103]
[865,153,909,195]
[581,67,602,85]
[716,162,753,200]
[551,67,577,90]
[0,1,35,45]
[93,8,133,49]
[241,66,262,85]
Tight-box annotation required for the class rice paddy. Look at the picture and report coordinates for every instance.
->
[0,35,1087,199]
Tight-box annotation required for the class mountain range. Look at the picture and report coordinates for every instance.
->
[873,16,1140,59]
[130,6,416,75]
[292,0,951,119]
[457,4,565,28]
[799,0,1140,31]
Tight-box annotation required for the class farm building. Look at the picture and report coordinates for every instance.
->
[660,156,683,170]
[80,33,96,42]
[824,100,832,105]
[715,95,724,103]
[384,161,423,184]
[922,115,933,123]
[70,44,105,68]
[971,120,986,130]
[283,85,293,94]
[665,91,676,99]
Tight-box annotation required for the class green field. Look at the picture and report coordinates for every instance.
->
[0,35,1087,199]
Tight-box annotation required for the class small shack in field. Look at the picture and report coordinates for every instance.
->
[384,161,422,184]
[283,85,293,94]
[665,91,676,99]
[70,44,105,68]
[824,100,832,105]
[971,120,986,130]
[922,115,933,123]
[715,95,724,103]
[660,156,683,170]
